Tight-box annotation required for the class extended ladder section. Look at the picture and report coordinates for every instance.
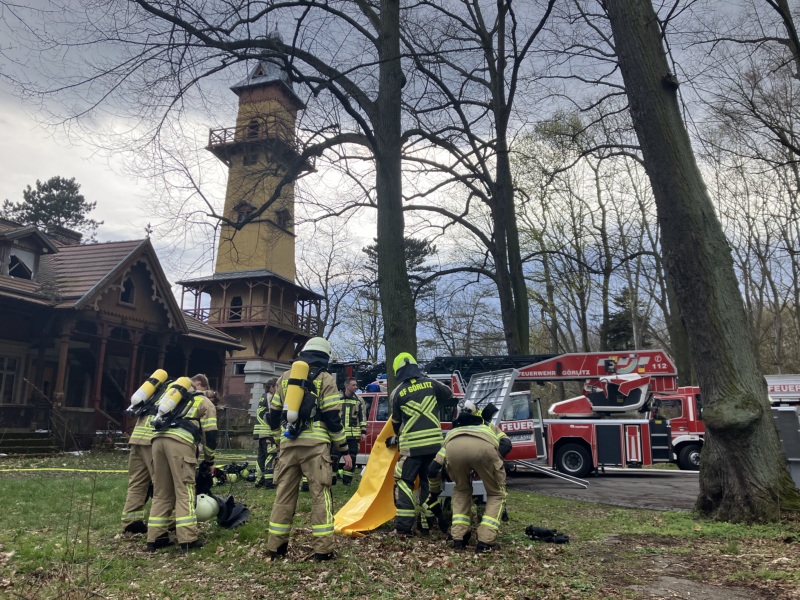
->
[516,351,678,418]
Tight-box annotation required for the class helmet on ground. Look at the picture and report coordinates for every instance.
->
[393,352,417,376]
[302,337,332,357]
[196,494,220,522]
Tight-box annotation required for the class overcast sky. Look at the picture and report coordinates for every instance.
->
[0,91,150,242]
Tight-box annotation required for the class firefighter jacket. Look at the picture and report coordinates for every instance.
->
[128,413,157,446]
[390,376,453,457]
[340,391,367,438]
[268,369,348,453]
[152,393,218,462]
[253,392,275,438]
[428,421,511,493]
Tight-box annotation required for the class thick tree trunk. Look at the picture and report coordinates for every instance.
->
[665,276,694,385]
[606,0,799,521]
[376,0,416,389]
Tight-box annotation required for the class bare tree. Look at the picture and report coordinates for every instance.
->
[605,0,800,521]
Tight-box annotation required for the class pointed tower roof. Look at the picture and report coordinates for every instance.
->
[231,31,305,110]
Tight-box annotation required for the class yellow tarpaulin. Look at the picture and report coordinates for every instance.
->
[334,420,398,537]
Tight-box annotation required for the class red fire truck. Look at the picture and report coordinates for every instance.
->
[357,351,705,478]
[489,350,700,478]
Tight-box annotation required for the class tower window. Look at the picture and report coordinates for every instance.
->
[246,119,260,139]
[243,149,259,166]
[233,200,256,225]
[229,296,243,321]
[119,277,135,305]
[276,208,291,229]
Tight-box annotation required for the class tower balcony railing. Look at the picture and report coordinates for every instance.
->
[208,116,300,151]
[183,304,319,336]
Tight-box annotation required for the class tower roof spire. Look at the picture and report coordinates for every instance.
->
[230,30,303,109]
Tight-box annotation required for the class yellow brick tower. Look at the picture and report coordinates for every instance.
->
[179,45,322,411]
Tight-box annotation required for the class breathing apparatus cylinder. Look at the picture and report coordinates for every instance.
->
[155,377,194,418]
[130,369,168,407]
[284,361,310,424]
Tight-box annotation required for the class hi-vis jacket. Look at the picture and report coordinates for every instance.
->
[390,376,453,457]
[269,370,348,452]
[340,392,367,438]
[428,422,511,493]
[129,413,157,446]
[152,393,218,462]
[253,392,276,438]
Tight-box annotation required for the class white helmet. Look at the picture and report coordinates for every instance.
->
[302,337,332,357]
[462,400,478,414]
[196,494,220,522]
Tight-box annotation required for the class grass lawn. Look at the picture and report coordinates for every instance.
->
[0,450,799,599]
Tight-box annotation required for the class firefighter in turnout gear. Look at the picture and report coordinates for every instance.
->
[121,371,169,534]
[146,374,218,552]
[266,337,352,561]
[388,352,454,536]
[428,401,512,552]
[336,376,366,485]
[253,378,279,488]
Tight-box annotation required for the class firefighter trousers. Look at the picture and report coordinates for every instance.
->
[121,444,153,527]
[446,436,506,545]
[267,442,335,554]
[337,438,360,484]
[393,453,436,534]
[257,438,278,483]
[148,437,198,544]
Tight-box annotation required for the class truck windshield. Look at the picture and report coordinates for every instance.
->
[503,395,532,421]
[658,399,683,420]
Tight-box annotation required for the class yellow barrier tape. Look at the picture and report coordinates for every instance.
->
[0,468,127,473]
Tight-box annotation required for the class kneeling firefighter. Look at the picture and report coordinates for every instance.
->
[387,352,454,536]
[266,337,351,561]
[146,373,218,552]
[428,402,512,552]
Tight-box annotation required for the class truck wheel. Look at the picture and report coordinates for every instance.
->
[677,444,701,471]
[554,443,592,478]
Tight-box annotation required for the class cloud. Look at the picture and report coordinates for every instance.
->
[0,93,146,242]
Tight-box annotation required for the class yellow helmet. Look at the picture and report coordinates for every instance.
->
[302,336,332,357]
[393,352,417,376]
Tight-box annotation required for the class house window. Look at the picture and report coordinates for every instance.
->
[233,362,246,376]
[243,149,259,166]
[234,200,256,224]
[119,278,135,305]
[8,255,32,280]
[276,207,291,229]
[229,296,243,321]
[0,356,19,404]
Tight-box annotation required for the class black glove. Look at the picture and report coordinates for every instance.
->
[199,460,215,474]
[385,435,398,448]
[427,491,440,503]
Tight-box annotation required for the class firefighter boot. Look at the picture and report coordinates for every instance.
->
[452,531,471,551]
[268,542,288,561]
[475,541,497,553]
[180,539,204,552]
[123,520,148,535]
[145,533,174,552]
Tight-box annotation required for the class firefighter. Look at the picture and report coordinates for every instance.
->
[146,374,217,552]
[335,376,367,485]
[121,372,169,534]
[387,352,454,537]
[253,378,279,489]
[266,337,352,561]
[428,401,512,552]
